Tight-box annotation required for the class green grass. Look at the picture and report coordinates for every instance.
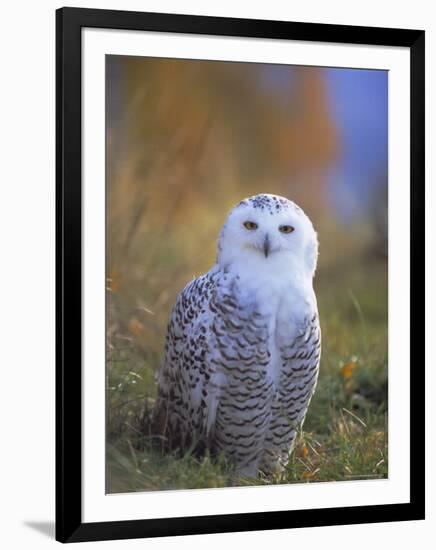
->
[106,253,388,493]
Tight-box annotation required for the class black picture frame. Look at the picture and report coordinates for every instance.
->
[56,6,425,543]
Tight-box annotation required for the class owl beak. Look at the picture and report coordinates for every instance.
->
[263,234,270,258]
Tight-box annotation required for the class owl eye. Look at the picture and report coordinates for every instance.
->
[243,221,258,230]
[279,225,295,234]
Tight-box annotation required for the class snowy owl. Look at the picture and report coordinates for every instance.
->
[152,194,321,477]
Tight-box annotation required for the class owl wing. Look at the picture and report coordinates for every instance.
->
[260,312,321,472]
[279,313,321,426]
[152,267,224,450]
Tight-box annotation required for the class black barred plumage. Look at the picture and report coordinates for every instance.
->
[152,194,321,477]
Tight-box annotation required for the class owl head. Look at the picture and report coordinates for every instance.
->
[217,194,318,278]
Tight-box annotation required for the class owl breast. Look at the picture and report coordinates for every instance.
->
[208,270,319,476]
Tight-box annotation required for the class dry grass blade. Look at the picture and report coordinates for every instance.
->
[342,407,367,428]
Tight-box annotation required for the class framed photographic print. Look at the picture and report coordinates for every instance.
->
[56,7,425,543]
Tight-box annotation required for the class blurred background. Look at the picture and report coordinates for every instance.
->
[106,56,388,492]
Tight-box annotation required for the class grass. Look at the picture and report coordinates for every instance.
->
[106,249,388,493]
